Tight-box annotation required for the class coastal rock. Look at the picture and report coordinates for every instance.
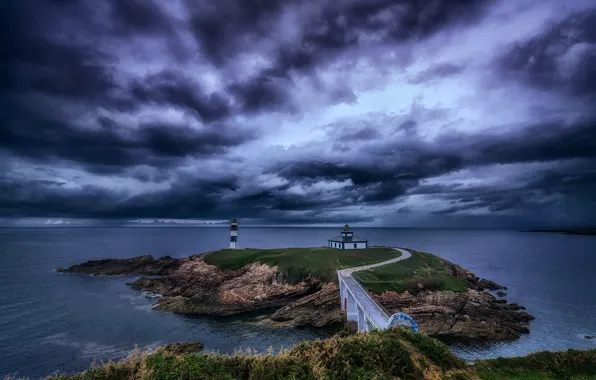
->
[446,263,507,291]
[585,335,595,340]
[267,282,343,327]
[57,255,181,275]
[375,289,534,340]
[134,257,322,316]
[496,291,507,297]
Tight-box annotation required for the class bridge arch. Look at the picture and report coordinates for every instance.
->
[386,312,419,333]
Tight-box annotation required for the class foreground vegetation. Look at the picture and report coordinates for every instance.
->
[353,249,469,295]
[202,247,400,283]
[48,328,468,380]
[474,350,596,379]
[44,328,596,380]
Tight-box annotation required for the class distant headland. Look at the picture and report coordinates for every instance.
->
[522,228,596,236]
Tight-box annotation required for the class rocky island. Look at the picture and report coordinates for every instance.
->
[58,247,534,341]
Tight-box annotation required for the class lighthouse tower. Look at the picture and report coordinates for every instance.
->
[229,218,239,249]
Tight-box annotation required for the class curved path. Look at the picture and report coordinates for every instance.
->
[338,248,411,275]
[338,248,412,329]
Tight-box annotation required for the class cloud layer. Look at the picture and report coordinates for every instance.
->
[1,0,595,227]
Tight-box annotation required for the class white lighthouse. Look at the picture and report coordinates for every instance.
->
[229,218,239,249]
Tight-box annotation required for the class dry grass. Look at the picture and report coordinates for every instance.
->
[45,329,465,380]
[42,331,596,380]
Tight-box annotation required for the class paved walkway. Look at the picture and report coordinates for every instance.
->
[338,248,411,329]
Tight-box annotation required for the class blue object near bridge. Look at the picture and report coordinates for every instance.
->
[386,312,419,333]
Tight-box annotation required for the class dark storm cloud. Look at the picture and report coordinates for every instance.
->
[183,0,495,117]
[0,174,240,219]
[228,75,296,114]
[2,116,595,221]
[130,70,232,123]
[270,116,596,211]
[187,0,291,64]
[429,158,596,216]
[464,119,596,165]
[2,0,594,226]
[272,0,493,73]
[0,105,256,173]
[265,212,375,225]
[186,0,494,67]
[498,9,596,98]
[1,0,496,120]
[0,1,123,104]
[109,0,173,36]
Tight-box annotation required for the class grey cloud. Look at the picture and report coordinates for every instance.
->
[498,9,596,98]
[0,102,256,173]
[130,70,233,123]
[408,62,465,84]
[341,126,383,141]
[2,117,595,223]
[0,173,239,219]
[109,0,174,36]
[266,116,596,214]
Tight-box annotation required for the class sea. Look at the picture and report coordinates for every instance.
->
[0,227,595,378]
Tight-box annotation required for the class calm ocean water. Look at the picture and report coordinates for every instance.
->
[1,227,595,378]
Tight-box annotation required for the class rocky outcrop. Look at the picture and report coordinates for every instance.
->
[268,283,344,327]
[57,255,181,275]
[376,289,534,340]
[445,263,507,291]
[131,256,322,316]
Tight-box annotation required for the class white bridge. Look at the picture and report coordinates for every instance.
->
[338,248,412,332]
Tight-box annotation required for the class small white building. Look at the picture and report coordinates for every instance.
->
[328,224,368,250]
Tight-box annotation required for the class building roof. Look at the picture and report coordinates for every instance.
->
[328,235,368,242]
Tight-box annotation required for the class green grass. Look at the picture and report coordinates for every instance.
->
[46,330,596,380]
[202,247,400,283]
[48,328,468,380]
[353,249,469,295]
[474,349,596,380]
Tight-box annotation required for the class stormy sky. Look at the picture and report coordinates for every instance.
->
[1,0,595,227]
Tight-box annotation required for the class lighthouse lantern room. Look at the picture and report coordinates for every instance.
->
[229,218,239,249]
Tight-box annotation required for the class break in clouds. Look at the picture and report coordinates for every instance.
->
[1,0,595,227]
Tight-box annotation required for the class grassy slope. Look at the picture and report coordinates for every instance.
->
[47,329,596,380]
[353,249,469,295]
[474,350,596,380]
[48,328,469,380]
[202,247,400,283]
